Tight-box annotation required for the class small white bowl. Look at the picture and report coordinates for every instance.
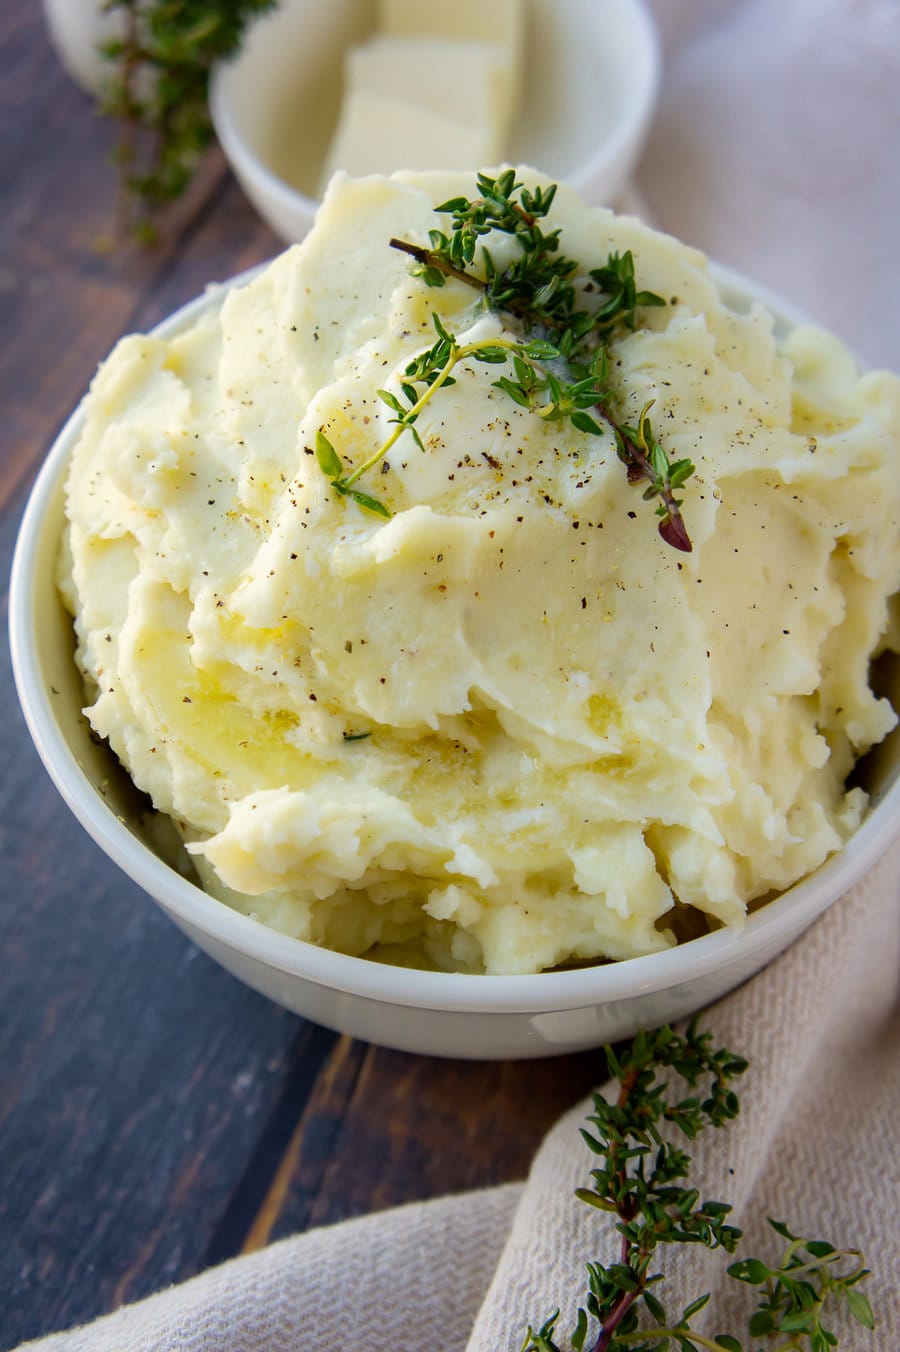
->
[210,0,661,243]
[10,266,900,1060]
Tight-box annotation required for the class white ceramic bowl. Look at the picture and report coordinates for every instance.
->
[10,266,900,1060]
[209,0,661,243]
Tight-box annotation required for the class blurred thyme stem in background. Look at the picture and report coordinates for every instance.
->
[99,0,277,242]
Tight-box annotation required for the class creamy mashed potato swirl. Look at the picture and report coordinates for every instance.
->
[60,170,900,974]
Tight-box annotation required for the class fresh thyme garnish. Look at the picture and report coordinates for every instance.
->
[315,318,514,518]
[318,171,694,546]
[385,170,695,550]
[521,1021,874,1352]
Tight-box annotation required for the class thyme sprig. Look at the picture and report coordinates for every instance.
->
[314,319,511,515]
[100,0,276,241]
[316,318,686,528]
[385,170,694,550]
[728,1222,873,1349]
[316,172,693,541]
[315,314,606,518]
[521,1022,874,1352]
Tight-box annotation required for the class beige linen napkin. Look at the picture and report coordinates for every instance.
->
[20,838,900,1350]
[468,837,900,1351]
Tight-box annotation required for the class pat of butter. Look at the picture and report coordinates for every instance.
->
[318,0,524,191]
[345,37,511,141]
[319,87,498,189]
[377,0,524,66]
[378,0,523,114]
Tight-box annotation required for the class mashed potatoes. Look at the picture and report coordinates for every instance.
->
[60,170,900,974]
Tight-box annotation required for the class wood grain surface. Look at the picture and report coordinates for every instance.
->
[0,8,604,1346]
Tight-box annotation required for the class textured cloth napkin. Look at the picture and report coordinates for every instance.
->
[21,840,900,1350]
[24,1,900,1347]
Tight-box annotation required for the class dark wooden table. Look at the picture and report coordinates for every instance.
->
[0,9,603,1346]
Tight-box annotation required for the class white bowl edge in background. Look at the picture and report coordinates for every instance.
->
[209,0,661,244]
[9,266,900,1060]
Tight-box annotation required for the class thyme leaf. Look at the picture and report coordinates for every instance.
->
[316,430,391,518]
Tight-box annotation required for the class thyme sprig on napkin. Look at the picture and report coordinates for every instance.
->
[521,1022,874,1352]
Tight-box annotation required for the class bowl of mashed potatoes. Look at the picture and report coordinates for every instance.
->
[10,169,900,1059]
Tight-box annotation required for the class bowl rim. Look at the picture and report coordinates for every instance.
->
[9,261,900,1016]
[209,63,321,226]
[208,0,662,233]
[563,0,661,196]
